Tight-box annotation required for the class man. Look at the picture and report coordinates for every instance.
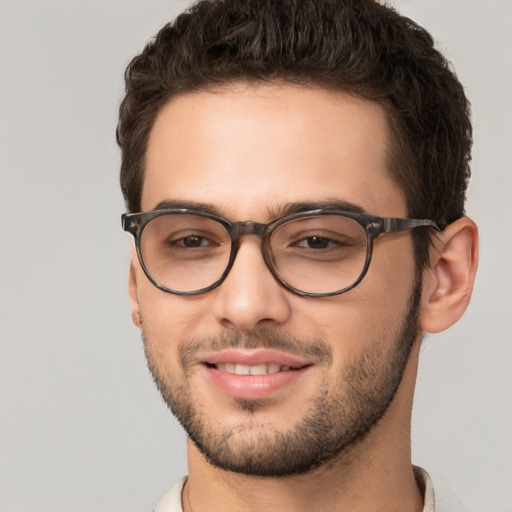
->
[117,1,478,511]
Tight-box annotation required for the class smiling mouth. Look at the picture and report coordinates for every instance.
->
[206,362,306,375]
[201,353,312,399]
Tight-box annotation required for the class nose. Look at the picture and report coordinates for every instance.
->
[211,236,292,332]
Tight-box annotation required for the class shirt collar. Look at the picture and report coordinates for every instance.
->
[414,465,435,512]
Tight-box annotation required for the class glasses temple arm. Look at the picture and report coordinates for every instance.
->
[382,217,443,233]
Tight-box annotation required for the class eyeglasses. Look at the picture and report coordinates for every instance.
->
[122,208,441,298]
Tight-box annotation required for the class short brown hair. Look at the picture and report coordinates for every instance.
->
[117,0,472,268]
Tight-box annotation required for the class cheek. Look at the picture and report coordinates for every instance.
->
[136,277,210,360]
[363,239,417,323]
[291,238,417,354]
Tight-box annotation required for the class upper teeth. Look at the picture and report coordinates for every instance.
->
[215,363,291,375]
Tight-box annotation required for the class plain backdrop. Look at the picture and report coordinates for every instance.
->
[0,1,511,511]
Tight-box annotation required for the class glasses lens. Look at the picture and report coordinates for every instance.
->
[140,214,231,293]
[269,215,368,294]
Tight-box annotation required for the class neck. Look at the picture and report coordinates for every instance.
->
[185,448,422,512]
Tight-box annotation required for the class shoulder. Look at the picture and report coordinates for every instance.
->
[153,476,187,512]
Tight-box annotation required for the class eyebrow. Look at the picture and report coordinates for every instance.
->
[269,200,367,217]
[152,199,220,215]
[151,199,368,219]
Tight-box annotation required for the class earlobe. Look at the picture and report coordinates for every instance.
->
[128,259,142,329]
[419,217,479,334]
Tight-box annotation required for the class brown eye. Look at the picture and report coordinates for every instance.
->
[174,235,211,248]
[296,236,338,249]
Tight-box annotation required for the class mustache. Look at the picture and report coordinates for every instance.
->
[179,328,333,367]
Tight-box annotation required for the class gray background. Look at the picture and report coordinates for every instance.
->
[0,1,510,511]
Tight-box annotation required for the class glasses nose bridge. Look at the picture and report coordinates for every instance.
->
[230,220,269,240]
[227,220,274,277]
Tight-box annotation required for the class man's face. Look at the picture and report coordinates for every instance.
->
[130,84,421,476]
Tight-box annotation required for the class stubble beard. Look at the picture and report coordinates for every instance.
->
[142,279,422,478]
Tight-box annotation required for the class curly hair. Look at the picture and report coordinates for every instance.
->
[117,0,472,269]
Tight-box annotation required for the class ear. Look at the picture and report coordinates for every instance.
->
[419,217,479,333]
[128,258,142,329]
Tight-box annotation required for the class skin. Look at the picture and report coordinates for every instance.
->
[128,83,478,512]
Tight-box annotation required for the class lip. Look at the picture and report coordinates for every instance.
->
[200,349,312,400]
[201,349,311,368]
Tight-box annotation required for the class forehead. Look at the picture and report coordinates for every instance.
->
[143,83,407,218]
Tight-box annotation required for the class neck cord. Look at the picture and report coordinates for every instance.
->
[184,480,194,512]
